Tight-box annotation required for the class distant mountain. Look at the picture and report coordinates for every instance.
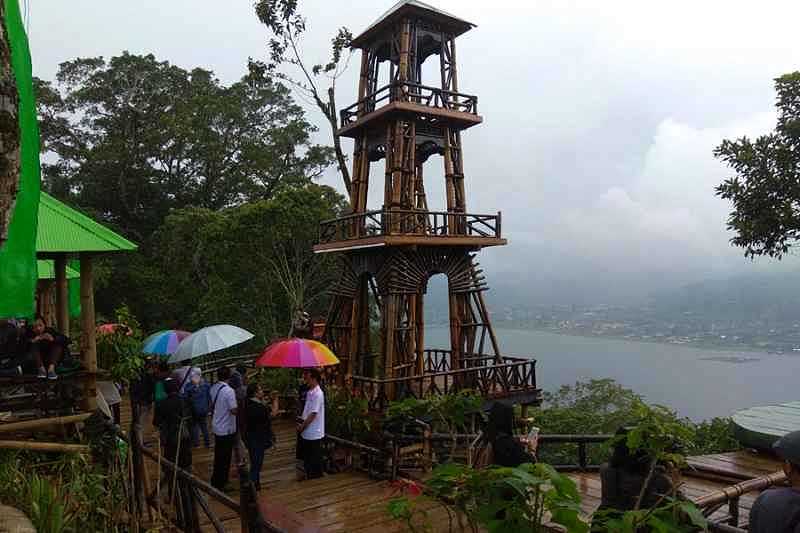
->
[648,272,800,324]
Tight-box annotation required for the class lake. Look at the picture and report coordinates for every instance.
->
[424,326,800,421]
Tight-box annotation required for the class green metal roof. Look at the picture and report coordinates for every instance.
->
[37,259,80,280]
[36,192,137,253]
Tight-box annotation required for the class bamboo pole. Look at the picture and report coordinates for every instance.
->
[55,254,69,337]
[80,253,97,411]
[694,470,787,508]
[0,413,91,433]
[0,440,90,453]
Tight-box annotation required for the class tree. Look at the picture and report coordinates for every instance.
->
[254,0,354,195]
[123,183,346,340]
[715,72,800,259]
[0,0,19,248]
[35,52,334,240]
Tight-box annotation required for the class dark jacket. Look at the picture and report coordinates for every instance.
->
[154,394,193,467]
[24,326,69,349]
[131,371,155,406]
[244,398,273,449]
[749,487,800,533]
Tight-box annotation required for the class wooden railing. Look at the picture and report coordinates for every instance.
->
[351,357,538,412]
[423,349,526,373]
[340,81,478,127]
[128,401,282,533]
[695,470,787,531]
[318,209,502,244]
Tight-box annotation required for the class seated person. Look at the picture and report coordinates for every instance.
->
[475,402,536,467]
[749,430,800,533]
[595,427,680,520]
[0,319,24,376]
[24,316,69,380]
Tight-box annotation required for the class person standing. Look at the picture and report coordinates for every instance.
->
[184,370,211,447]
[153,378,197,530]
[749,430,800,533]
[297,368,325,480]
[244,383,274,491]
[210,366,238,491]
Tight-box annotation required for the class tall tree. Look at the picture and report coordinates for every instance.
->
[254,0,353,195]
[35,52,334,240]
[0,0,19,248]
[131,183,346,339]
[715,72,800,259]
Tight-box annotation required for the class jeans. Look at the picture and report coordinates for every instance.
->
[247,437,266,487]
[191,414,210,447]
[211,433,236,490]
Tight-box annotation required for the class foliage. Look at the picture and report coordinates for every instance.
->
[134,184,345,339]
[96,305,145,384]
[532,379,739,465]
[254,0,354,194]
[0,450,128,532]
[386,390,484,434]
[693,417,740,456]
[325,384,371,441]
[591,406,708,531]
[593,499,708,533]
[388,462,588,533]
[714,71,800,258]
[255,367,299,396]
[614,402,696,473]
[35,52,334,241]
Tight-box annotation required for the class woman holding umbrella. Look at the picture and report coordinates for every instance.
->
[243,383,274,490]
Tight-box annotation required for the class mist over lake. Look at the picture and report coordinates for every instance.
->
[425,326,798,421]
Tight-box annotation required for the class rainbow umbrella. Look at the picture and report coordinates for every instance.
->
[142,329,191,356]
[256,338,340,368]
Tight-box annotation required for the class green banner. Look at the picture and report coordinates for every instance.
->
[0,0,40,318]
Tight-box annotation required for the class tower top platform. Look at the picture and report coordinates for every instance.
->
[351,0,475,49]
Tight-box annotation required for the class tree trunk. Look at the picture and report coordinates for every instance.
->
[326,86,351,195]
[0,1,19,249]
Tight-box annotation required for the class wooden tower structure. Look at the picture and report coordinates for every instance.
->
[317,0,539,408]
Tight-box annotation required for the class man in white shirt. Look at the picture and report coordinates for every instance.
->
[297,368,325,479]
[210,366,238,490]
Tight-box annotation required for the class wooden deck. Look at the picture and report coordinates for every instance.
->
[121,400,455,532]
[568,449,783,526]
[122,398,783,532]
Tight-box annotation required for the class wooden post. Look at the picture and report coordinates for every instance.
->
[80,253,97,411]
[55,254,69,337]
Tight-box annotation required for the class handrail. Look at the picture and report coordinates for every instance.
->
[318,209,503,244]
[353,357,533,385]
[340,81,478,127]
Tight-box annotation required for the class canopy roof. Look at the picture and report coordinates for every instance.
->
[37,259,80,280]
[36,192,137,254]
[351,0,475,49]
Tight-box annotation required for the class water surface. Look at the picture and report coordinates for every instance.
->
[424,327,798,420]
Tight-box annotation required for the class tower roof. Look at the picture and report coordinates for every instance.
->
[351,0,475,49]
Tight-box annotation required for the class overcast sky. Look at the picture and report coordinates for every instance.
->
[27,0,800,303]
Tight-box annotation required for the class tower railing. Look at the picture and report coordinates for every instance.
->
[318,209,501,244]
[340,81,479,128]
[350,355,539,412]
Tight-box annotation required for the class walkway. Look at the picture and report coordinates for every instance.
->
[122,399,783,532]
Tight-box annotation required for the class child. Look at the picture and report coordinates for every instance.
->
[184,370,211,447]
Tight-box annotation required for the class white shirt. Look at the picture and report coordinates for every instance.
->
[301,385,325,440]
[210,382,237,436]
